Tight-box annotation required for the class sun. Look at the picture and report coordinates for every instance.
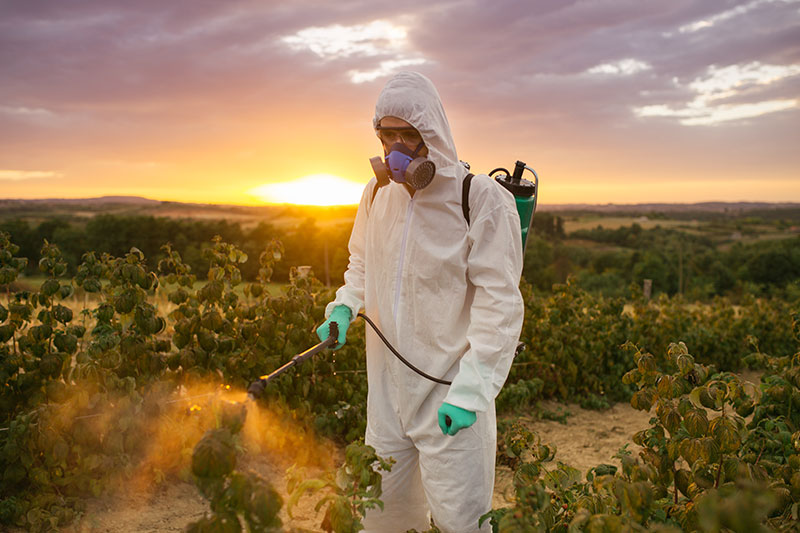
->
[248,174,365,206]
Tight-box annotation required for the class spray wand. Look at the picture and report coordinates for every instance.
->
[247,323,339,399]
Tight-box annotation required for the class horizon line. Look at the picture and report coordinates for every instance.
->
[2,195,800,209]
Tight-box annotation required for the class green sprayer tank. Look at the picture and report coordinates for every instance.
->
[492,160,539,254]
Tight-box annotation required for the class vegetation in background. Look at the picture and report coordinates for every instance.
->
[3,206,799,298]
[1,214,798,531]
[287,441,394,532]
[187,401,282,532]
[484,334,800,532]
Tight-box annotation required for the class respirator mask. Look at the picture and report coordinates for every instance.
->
[369,126,436,190]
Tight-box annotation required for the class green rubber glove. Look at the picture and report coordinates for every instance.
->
[437,402,476,436]
[316,305,351,349]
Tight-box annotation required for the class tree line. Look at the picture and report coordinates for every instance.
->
[531,221,800,299]
[1,213,798,299]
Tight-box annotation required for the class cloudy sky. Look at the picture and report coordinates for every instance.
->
[1,0,798,205]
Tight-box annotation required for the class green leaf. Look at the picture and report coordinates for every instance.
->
[0,323,15,343]
[329,497,357,533]
[676,353,694,375]
[192,429,236,479]
[691,461,715,489]
[286,479,329,518]
[675,468,692,498]
[40,278,60,297]
[52,304,73,324]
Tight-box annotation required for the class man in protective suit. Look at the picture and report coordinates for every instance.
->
[316,71,524,532]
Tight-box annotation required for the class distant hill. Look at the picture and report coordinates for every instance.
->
[4,196,799,210]
[2,196,799,223]
[0,196,359,228]
[1,195,161,205]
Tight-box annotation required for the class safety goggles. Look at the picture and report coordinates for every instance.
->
[375,125,423,147]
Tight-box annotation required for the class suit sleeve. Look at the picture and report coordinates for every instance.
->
[444,181,524,412]
[324,179,377,321]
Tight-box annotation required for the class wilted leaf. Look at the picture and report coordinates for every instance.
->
[657,375,674,399]
[631,387,656,412]
[637,354,657,373]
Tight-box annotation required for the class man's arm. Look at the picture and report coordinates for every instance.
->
[444,177,525,413]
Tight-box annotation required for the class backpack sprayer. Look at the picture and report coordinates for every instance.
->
[491,160,539,253]
[247,161,539,400]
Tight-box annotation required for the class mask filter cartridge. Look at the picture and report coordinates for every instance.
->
[371,142,436,190]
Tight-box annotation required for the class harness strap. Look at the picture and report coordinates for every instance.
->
[462,173,474,225]
[370,180,385,207]
[370,172,475,226]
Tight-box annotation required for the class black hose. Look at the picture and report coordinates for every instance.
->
[488,167,511,177]
[358,312,452,385]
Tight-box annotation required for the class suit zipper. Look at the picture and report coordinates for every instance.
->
[393,197,415,320]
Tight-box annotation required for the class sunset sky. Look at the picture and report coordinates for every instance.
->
[1,0,798,206]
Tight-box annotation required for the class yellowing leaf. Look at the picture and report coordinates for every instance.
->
[710,416,740,454]
[684,409,709,438]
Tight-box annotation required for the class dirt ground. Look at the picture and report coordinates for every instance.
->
[51,398,655,533]
[53,369,762,532]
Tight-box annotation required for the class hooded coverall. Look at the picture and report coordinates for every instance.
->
[325,71,524,532]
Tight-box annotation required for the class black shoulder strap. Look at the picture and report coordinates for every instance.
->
[370,173,475,224]
[462,173,474,225]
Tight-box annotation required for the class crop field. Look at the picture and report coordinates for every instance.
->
[562,216,697,233]
[1,210,800,532]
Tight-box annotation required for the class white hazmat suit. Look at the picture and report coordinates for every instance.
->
[326,72,524,532]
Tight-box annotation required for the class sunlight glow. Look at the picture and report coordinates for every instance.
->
[248,174,365,206]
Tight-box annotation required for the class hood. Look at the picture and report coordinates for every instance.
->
[373,71,465,182]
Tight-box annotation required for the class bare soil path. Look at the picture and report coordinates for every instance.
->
[51,399,655,533]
